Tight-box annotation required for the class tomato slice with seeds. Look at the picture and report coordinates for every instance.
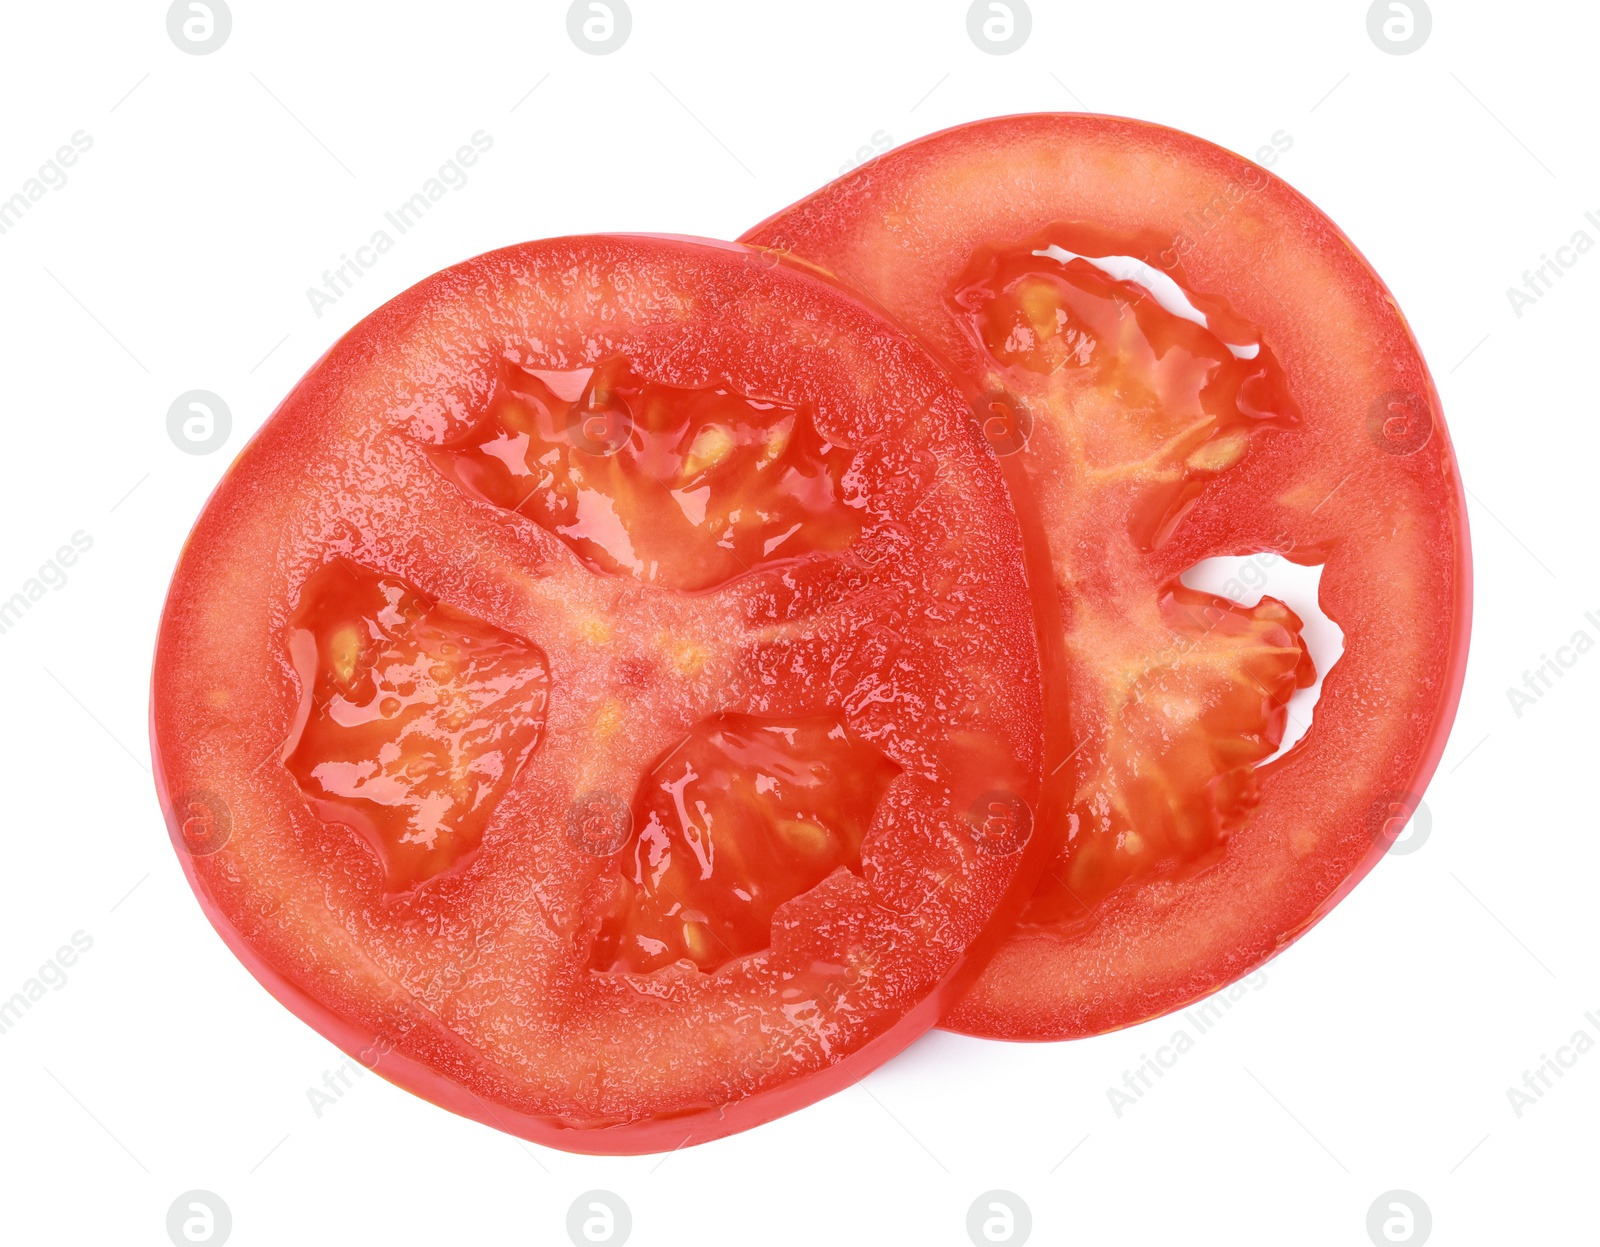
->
[742,114,1471,1039]
[592,711,902,974]
[1024,585,1314,925]
[151,234,1058,1150]
[429,353,861,591]
[282,557,553,891]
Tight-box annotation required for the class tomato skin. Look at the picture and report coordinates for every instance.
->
[150,233,1066,1151]
[742,114,1472,1041]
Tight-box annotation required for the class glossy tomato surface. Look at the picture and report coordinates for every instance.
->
[742,114,1471,1040]
[151,234,1061,1149]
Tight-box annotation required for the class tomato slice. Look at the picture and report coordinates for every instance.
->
[151,234,1057,1150]
[742,114,1471,1039]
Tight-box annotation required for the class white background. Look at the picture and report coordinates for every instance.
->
[0,1,1593,1243]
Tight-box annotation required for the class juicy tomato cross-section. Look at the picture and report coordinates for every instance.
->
[952,227,1300,550]
[151,233,1058,1151]
[429,354,860,592]
[1023,585,1314,926]
[742,114,1470,1040]
[592,712,902,974]
[282,557,552,890]
[953,231,1321,928]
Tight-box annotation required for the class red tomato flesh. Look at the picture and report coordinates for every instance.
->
[151,235,1057,1150]
[742,114,1471,1040]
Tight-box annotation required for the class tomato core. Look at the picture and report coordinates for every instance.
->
[952,227,1319,924]
[951,227,1298,549]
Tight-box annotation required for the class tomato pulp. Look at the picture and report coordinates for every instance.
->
[742,115,1471,1039]
[151,234,1062,1148]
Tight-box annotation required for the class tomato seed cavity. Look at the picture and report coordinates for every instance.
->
[281,557,551,890]
[428,355,863,591]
